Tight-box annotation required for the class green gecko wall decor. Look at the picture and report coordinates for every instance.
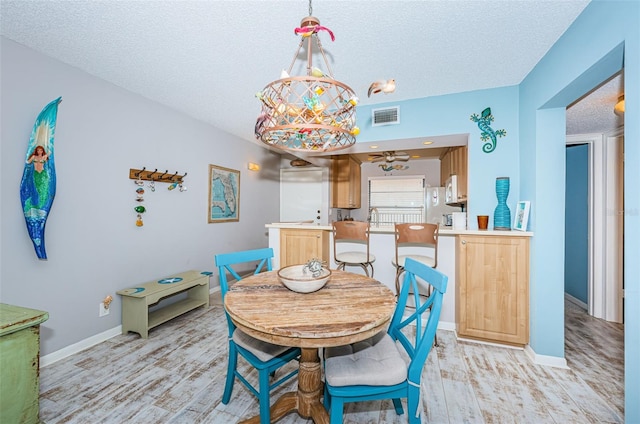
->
[470,107,506,153]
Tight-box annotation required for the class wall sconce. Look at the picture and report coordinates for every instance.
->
[614,95,625,116]
[247,162,260,172]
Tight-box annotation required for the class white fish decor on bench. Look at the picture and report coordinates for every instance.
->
[19,97,62,260]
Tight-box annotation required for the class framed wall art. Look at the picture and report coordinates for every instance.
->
[513,201,530,231]
[208,164,240,223]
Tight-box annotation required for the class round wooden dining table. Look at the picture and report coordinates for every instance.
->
[224,269,396,424]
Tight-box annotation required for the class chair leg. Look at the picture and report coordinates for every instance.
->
[329,396,344,424]
[391,398,404,415]
[407,385,421,424]
[323,383,331,410]
[258,369,271,424]
[222,342,238,404]
[338,262,375,278]
[394,266,404,295]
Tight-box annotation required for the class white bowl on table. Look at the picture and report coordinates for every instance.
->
[277,264,332,293]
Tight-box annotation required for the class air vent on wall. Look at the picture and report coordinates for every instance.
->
[372,106,400,126]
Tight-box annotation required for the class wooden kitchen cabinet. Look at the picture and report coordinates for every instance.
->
[280,228,330,267]
[440,146,468,202]
[456,235,529,346]
[331,155,361,209]
[453,146,468,202]
[440,150,452,186]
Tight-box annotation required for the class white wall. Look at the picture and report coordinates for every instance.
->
[0,37,282,356]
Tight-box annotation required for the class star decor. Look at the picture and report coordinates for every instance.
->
[158,277,183,284]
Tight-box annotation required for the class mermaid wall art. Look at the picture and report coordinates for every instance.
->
[20,97,62,259]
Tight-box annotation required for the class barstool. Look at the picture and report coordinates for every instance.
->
[332,221,375,277]
[392,223,439,293]
[392,222,440,345]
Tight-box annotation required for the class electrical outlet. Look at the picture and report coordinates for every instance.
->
[99,302,110,317]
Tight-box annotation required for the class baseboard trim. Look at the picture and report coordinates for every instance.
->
[438,321,456,332]
[564,292,588,310]
[42,287,222,368]
[455,334,524,350]
[41,325,122,368]
[524,344,569,369]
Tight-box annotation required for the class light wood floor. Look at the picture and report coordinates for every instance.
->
[39,294,624,423]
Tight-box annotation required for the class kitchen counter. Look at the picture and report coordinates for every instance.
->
[266,222,533,237]
[266,223,532,331]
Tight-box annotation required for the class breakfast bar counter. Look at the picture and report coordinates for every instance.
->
[267,223,533,342]
[266,222,533,237]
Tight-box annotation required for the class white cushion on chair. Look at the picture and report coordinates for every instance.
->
[335,251,376,264]
[324,332,407,387]
[233,328,292,362]
[392,254,435,268]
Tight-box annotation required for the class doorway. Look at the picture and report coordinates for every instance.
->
[565,143,589,309]
[565,133,624,323]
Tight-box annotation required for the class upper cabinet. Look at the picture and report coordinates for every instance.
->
[440,146,468,203]
[331,155,361,209]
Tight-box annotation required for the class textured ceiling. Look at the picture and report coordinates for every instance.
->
[1,0,622,159]
[566,72,624,135]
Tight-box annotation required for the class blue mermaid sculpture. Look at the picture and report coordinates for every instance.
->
[20,97,62,259]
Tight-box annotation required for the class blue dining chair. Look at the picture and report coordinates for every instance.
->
[215,248,300,424]
[323,257,448,424]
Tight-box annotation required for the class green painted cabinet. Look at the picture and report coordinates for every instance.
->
[0,303,49,424]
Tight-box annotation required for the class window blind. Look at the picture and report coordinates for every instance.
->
[368,177,425,225]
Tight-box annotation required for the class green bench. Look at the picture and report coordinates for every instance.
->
[117,270,210,338]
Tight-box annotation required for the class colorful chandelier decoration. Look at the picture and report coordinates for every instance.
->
[254,1,359,152]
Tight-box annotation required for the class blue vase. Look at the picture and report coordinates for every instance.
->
[494,177,511,230]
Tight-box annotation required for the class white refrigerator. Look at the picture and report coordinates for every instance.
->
[426,187,460,226]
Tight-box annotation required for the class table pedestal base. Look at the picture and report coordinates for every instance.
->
[240,348,328,424]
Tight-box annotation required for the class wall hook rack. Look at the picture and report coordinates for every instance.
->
[129,168,186,184]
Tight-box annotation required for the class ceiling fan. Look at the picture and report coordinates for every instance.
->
[368,151,410,163]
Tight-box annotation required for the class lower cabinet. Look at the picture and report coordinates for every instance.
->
[456,235,529,346]
[280,228,330,267]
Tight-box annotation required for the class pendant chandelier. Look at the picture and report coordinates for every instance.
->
[255,0,359,152]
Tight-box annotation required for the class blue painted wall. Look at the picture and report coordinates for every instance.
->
[357,86,520,230]
[519,0,638,420]
[356,1,639,419]
[565,144,589,304]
